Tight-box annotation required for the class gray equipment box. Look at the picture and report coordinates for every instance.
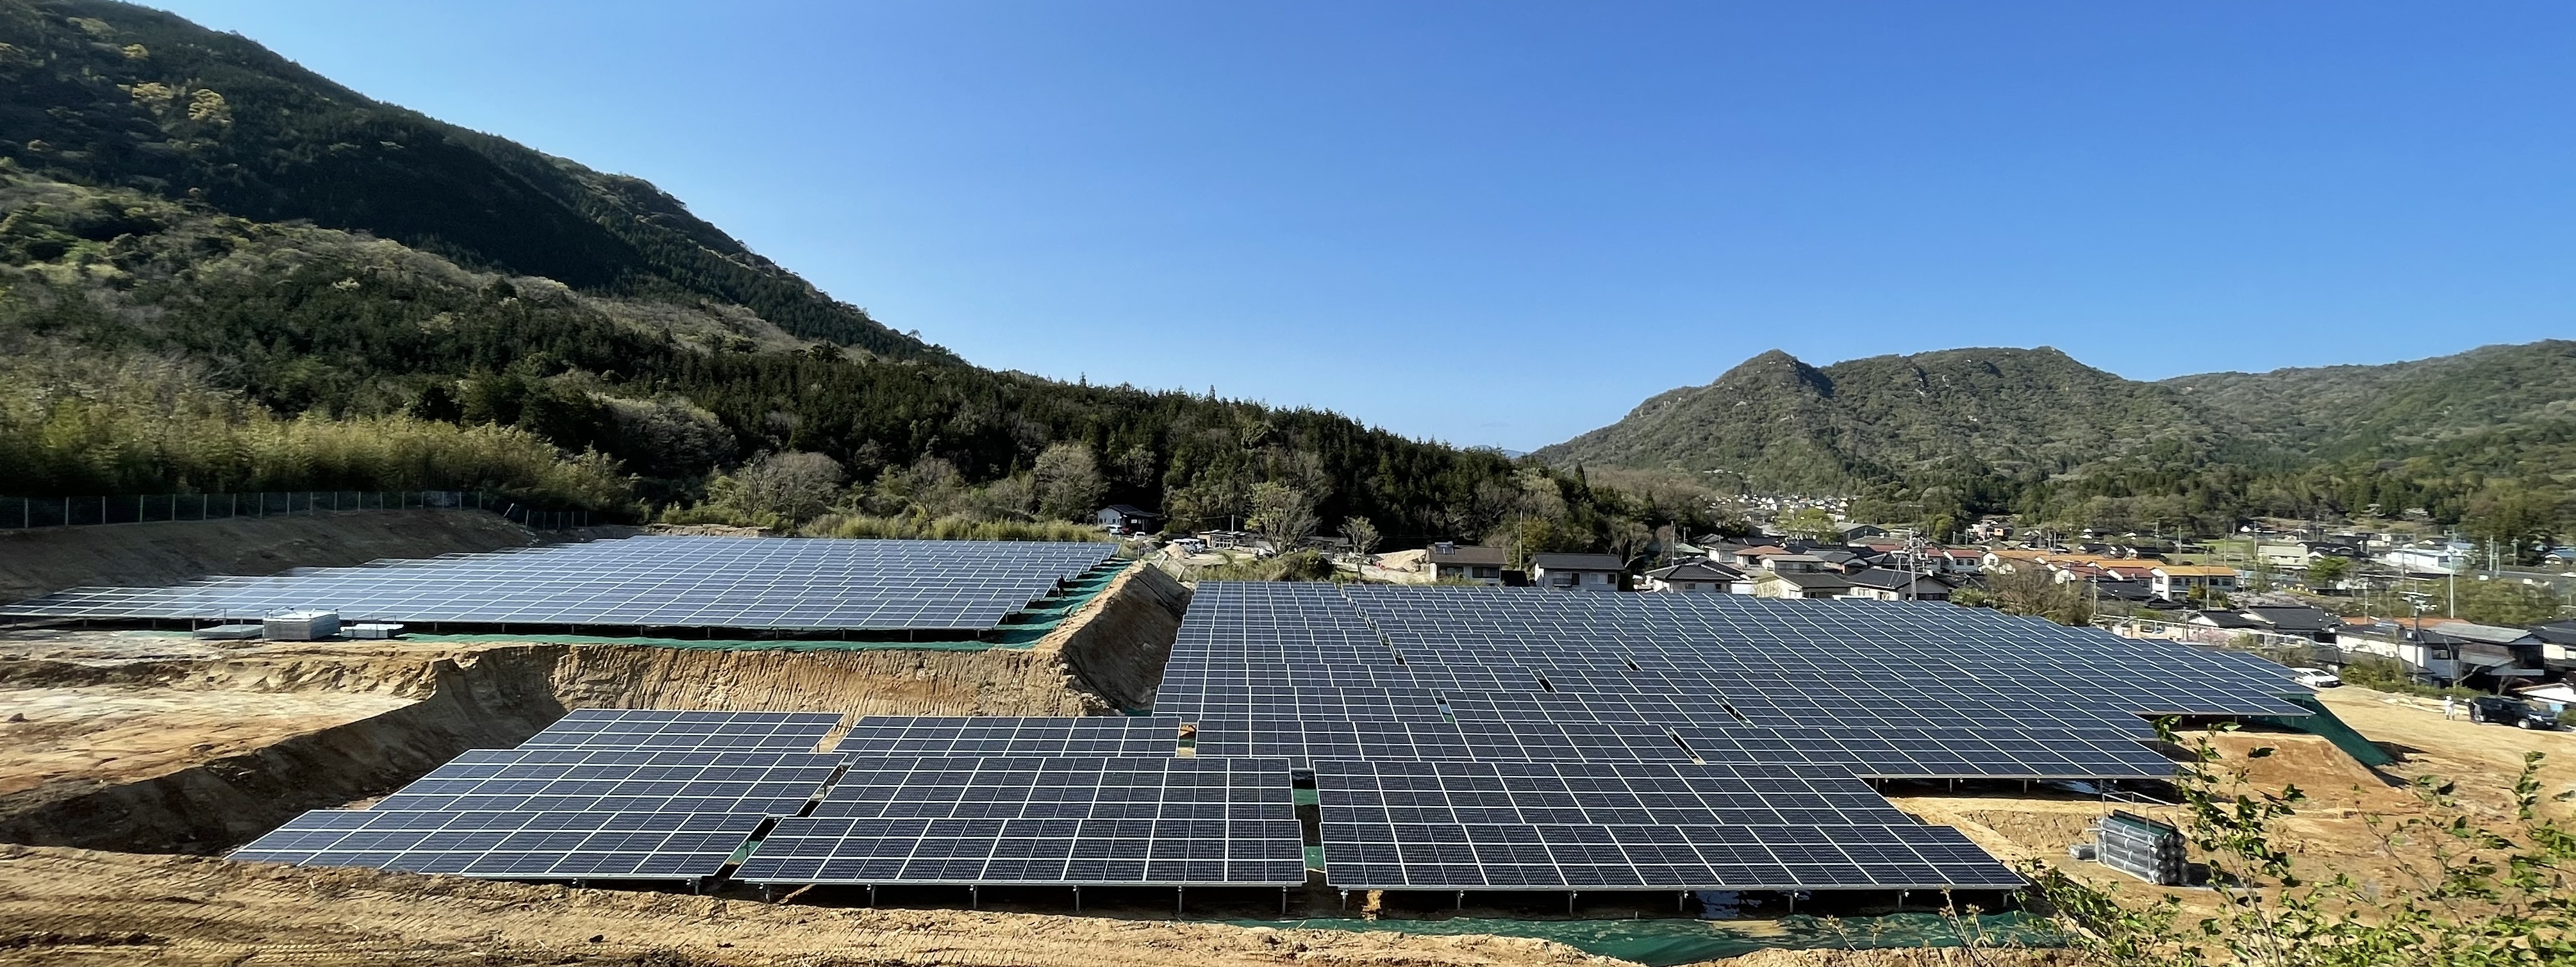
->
[263,611,341,641]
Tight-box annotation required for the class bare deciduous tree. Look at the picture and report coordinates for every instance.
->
[1339,516,1381,558]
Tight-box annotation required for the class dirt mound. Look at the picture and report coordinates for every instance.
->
[0,510,551,602]
[0,844,1622,967]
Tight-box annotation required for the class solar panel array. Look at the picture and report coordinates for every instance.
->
[372,747,842,815]
[3,536,1118,631]
[234,711,844,881]
[520,709,843,752]
[1158,583,2303,778]
[836,716,1183,757]
[231,809,765,879]
[736,756,1307,886]
[1158,583,2306,893]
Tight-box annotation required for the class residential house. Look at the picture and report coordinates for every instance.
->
[1643,561,1752,594]
[1805,549,1865,572]
[1095,504,1165,534]
[2338,618,2541,686]
[2381,542,2473,576]
[2242,606,2340,643]
[1531,552,1627,591]
[1752,569,1852,599]
[1927,547,1984,576]
[2091,579,2159,604]
[1761,554,1835,574]
[1722,545,1792,569]
[2533,620,2576,673]
[1423,543,1509,584]
[1844,568,1950,601]
[2148,565,2239,602]
[1981,549,2050,575]
[2252,541,2318,570]
[2187,610,2266,632]
[1838,524,1890,542]
[2413,622,2547,682]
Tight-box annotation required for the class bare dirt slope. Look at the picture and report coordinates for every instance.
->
[0,509,551,601]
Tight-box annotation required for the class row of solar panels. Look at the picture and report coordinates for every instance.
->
[2,536,1120,631]
[233,709,2031,891]
[1154,583,2306,782]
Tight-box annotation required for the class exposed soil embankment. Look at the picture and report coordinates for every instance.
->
[0,509,553,602]
[0,648,565,853]
[0,564,1190,854]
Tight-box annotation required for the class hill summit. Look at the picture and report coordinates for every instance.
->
[1536,345,2217,491]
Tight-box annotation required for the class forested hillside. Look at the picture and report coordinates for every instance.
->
[1538,342,2576,558]
[0,0,942,360]
[0,0,1729,558]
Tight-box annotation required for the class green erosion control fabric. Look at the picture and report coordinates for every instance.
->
[2253,693,2398,767]
[1220,912,2061,966]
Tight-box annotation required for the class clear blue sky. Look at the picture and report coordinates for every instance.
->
[152,1,2574,450]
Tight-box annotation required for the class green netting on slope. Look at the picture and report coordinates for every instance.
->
[2250,693,2397,767]
[1218,912,2063,966]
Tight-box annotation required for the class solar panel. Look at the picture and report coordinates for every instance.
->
[0,536,1119,632]
[1312,759,2016,890]
[520,709,844,752]
[231,810,763,879]
[737,756,1306,886]
[834,716,1182,757]
[370,747,841,815]
[1151,582,2309,894]
[1159,583,2305,781]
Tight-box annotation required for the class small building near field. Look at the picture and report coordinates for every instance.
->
[1095,504,1165,534]
[1643,561,1752,594]
[1424,543,1509,584]
[1531,552,1627,591]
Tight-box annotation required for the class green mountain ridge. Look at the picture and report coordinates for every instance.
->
[1536,341,2576,541]
[0,0,947,361]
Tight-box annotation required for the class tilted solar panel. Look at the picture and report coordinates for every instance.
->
[737,756,1306,886]
[520,709,845,752]
[0,536,1120,632]
[232,810,764,879]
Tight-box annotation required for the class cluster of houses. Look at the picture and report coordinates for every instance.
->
[1424,534,1967,601]
[1421,530,2279,607]
[2115,607,2576,707]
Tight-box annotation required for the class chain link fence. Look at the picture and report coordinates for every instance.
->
[0,492,593,531]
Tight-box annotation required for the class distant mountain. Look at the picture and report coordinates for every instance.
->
[1539,346,2226,492]
[2164,340,2576,463]
[1536,341,2576,533]
[0,0,946,360]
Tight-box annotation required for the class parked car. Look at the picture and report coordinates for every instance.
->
[2467,696,2555,729]
[2289,667,2340,689]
